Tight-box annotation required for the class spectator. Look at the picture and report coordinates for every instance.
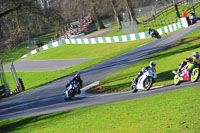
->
[70,29,75,35]
[84,24,88,33]
[182,9,188,17]
[56,33,59,39]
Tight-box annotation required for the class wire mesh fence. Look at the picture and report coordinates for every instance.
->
[121,12,139,35]
[134,0,200,21]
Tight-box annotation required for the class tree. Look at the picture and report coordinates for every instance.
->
[124,0,140,24]
[110,0,123,28]
[0,0,65,49]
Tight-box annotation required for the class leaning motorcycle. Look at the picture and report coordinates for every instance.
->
[131,68,157,92]
[190,12,197,24]
[172,63,200,85]
[150,30,161,39]
[64,80,81,101]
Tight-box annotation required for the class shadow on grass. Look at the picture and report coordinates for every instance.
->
[0,111,69,133]
[0,99,99,133]
[156,70,174,83]
[103,81,131,92]
[149,41,200,60]
[102,72,136,85]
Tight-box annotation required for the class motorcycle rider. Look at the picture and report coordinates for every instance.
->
[148,28,157,36]
[66,73,83,94]
[134,61,156,85]
[190,11,197,24]
[179,52,200,80]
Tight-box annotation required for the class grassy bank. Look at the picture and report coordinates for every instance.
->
[5,38,153,92]
[103,2,200,37]
[0,86,200,132]
[98,27,200,92]
[28,39,152,60]
[0,32,56,65]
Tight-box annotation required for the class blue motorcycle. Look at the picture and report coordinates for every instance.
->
[64,80,81,101]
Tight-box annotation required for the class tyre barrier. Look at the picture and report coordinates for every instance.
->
[12,78,25,95]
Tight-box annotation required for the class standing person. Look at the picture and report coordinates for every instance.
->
[185,9,188,17]
[182,9,188,17]
[84,24,88,33]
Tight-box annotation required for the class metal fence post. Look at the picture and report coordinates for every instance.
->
[10,58,23,92]
[0,59,10,97]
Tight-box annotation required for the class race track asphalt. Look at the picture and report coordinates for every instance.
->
[0,21,200,120]
[3,58,97,72]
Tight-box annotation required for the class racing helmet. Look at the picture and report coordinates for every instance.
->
[193,52,199,59]
[148,27,151,30]
[75,73,80,78]
[149,61,156,68]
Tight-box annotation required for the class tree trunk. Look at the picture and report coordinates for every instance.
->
[93,1,105,29]
[96,15,105,29]
[124,0,140,24]
[0,21,3,38]
[27,25,32,48]
[110,0,121,28]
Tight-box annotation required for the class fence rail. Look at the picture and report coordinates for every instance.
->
[143,18,178,28]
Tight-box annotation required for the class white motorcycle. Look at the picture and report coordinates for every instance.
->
[131,68,157,92]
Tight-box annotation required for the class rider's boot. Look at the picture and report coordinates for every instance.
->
[133,79,138,85]
[77,89,81,94]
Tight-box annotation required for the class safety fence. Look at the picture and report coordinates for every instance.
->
[21,18,188,59]
[143,18,178,28]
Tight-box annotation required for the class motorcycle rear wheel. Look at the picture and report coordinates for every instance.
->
[191,68,200,82]
[143,77,153,90]
[157,35,161,39]
[174,75,180,85]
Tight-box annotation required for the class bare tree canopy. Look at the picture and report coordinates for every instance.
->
[0,0,156,50]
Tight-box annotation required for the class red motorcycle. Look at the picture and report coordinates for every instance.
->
[172,62,200,85]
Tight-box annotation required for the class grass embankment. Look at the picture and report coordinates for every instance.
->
[0,86,200,132]
[5,38,153,92]
[103,2,200,37]
[0,32,56,65]
[28,40,146,60]
[98,27,200,92]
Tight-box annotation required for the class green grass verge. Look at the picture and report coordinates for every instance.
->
[5,38,153,92]
[98,27,200,92]
[0,32,56,65]
[28,40,151,60]
[0,48,31,65]
[0,86,200,132]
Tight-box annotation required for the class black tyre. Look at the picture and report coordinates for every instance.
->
[64,97,69,101]
[68,89,74,100]
[156,34,161,39]
[173,75,180,85]
[130,83,137,93]
[143,77,153,91]
[191,68,200,82]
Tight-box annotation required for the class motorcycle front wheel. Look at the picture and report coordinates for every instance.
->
[143,77,153,90]
[130,83,137,93]
[173,75,180,85]
[191,68,200,82]
[64,89,74,101]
